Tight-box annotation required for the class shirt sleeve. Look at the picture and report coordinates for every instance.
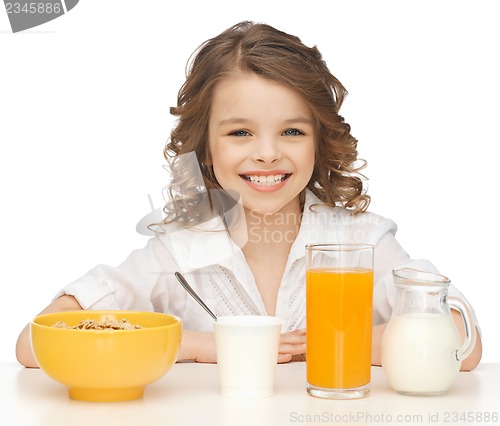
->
[53,237,180,312]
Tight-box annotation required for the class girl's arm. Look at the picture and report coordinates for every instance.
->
[16,295,83,368]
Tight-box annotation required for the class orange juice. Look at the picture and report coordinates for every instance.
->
[306,267,374,389]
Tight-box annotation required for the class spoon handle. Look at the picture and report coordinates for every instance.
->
[174,272,218,322]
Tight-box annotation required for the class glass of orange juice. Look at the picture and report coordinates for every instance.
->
[306,244,374,399]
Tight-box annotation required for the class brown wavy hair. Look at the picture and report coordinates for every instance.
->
[164,21,370,216]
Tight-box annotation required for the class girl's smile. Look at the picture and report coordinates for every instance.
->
[239,170,292,191]
[208,72,315,216]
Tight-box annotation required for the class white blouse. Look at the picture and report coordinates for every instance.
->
[55,190,478,332]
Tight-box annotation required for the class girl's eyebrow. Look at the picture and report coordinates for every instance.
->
[218,117,313,126]
[218,117,250,126]
[284,117,313,125]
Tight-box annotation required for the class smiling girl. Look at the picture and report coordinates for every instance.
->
[16,21,482,369]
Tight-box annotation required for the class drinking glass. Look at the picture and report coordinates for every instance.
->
[306,244,374,399]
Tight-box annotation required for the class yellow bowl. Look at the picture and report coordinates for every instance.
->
[31,311,182,402]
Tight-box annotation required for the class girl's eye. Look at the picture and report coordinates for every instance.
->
[229,130,251,137]
[283,128,304,136]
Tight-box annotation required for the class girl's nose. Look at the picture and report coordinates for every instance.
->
[252,137,281,163]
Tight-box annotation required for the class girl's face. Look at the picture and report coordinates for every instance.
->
[208,72,315,216]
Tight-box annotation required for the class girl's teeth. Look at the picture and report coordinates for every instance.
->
[246,174,287,185]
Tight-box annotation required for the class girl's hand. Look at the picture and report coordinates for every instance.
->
[179,328,307,364]
[178,330,217,363]
[278,329,306,363]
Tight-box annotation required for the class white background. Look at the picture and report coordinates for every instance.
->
[1,0,498,363]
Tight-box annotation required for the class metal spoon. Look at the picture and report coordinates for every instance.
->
[174,272,218,322]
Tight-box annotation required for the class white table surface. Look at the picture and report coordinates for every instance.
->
[2,362,499,426]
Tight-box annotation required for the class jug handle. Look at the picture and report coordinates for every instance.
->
[447,296,477,361]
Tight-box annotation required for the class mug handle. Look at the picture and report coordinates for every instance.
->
[447,296,477,361]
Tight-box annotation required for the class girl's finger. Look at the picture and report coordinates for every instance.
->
[279,342,306,355]
[281,331,306,342]
[278,353,293,363]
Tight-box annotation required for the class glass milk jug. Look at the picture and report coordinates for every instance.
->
[381,268,477,396]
